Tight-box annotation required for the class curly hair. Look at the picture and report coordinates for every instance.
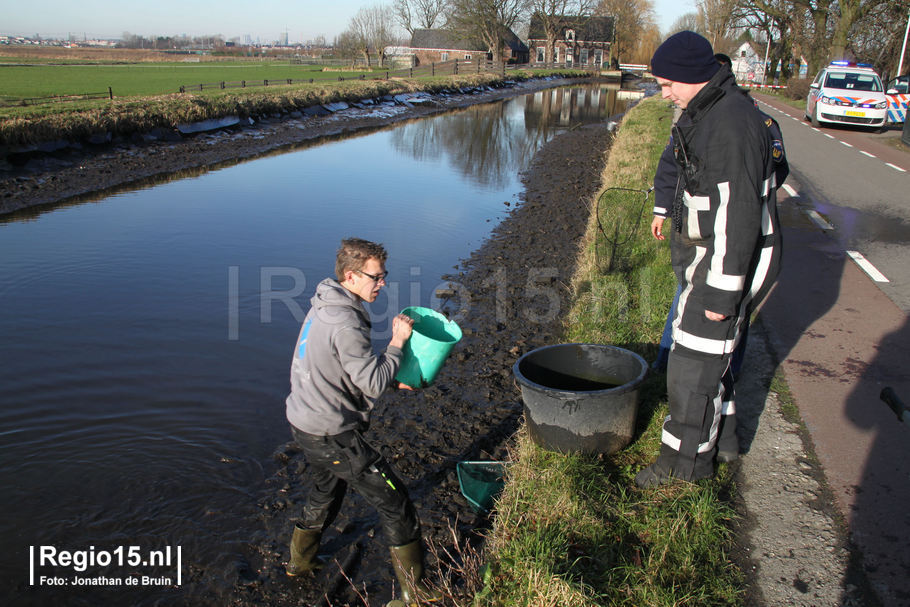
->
[335,238,388,281]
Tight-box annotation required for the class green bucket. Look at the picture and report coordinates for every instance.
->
[456,461,508,513]
[395,306,462,388]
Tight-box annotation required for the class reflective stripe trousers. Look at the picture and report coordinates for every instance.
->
[657,350,735,480]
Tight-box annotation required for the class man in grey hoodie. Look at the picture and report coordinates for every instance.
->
[283,238,441,605]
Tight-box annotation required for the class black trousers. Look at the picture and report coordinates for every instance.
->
[291,425,420,547]
[657,351,733,480]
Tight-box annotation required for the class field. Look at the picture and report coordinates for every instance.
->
[0,60,379,100]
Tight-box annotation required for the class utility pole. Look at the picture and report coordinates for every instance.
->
[762,35,771,85]
[898,10,910,78]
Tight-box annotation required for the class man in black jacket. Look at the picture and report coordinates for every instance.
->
[636,31,783,488]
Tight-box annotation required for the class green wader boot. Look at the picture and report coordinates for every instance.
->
[285,524,324,576]
[388,540,443,605]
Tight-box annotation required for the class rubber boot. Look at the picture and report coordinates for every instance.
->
[285,524,324,576]
[388,540,443,605]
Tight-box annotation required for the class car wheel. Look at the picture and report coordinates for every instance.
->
[810,105,821,128]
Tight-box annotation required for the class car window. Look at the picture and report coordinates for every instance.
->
[888,77,909,94]
[825,71,882,92]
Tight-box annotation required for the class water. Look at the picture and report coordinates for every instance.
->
[0,82,636,604]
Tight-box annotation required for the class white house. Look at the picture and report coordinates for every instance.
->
[731,41,766,84]
[730,40,809,84]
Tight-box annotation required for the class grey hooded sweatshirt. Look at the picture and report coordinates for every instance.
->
[285,278,403,436]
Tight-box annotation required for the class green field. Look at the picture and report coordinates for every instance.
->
[0,60,379,99]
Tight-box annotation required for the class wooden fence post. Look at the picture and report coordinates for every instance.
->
[432,62,435,76]
[454,58,458,74]
[108,87,113,99]
[221,81,225,89]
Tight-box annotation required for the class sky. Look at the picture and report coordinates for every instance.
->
[3,0,694,44]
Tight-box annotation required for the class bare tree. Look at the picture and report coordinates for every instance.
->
[447,0,530,62]
[345,4,400,67]
[634,22,664,63]
[335,30,364,66]
[528,0,596,64]
[696,0,737,47]
[667,12,701,35]
[833,0,910,79]
[594,0,656,62]
[393,0,450,35]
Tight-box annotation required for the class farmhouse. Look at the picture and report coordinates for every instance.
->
[527,15,615,69]
[405,28,529,66]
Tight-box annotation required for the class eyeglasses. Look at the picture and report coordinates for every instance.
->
[356,269,389,283]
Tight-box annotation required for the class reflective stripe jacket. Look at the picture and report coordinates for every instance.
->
[668,67,783,358]
[653,82,788,219]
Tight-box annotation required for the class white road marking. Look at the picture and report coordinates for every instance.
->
[807,210,834,230]
[841,141,853,148]
[824,133,835,139]
[860,151,876,158]
[781,184,798,198]
[886,162,907,173]
[846,250,890,283]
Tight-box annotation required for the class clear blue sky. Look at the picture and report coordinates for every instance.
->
[3,0,692,43]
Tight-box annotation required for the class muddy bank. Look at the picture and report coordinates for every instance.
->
[0,77,601,217]
[225,120,615,606]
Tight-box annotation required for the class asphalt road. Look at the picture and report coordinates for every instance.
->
[755,94,910,311]
[752,93,910,606]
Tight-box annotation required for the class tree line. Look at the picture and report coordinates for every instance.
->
[120,0,909,80]
[668,0,909,82]
[335,0,662,67]
[339,0,907,80]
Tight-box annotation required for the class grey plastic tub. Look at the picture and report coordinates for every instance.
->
[513,343,648,455]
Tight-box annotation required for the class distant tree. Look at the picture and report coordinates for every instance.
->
[850,0,910,79]
[594,0,656,63]
[344,4,399,66]
[447,0,530,62]
[634,22,663,63]
[696,0,736,47]
[335,30,364,66]
[393,0,449,35]
[528,0,596,64]
[667,12,700,36]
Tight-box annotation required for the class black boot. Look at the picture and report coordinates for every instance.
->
[388,540,443,605]
[285,524,324,576]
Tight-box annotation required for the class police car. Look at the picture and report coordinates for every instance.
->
[805,61,888,130]
[885,75,909,124]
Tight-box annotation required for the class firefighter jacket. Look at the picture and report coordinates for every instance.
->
[668,66,783,358]
[653,84,788,219]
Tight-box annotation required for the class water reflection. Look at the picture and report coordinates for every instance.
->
[391,83,630,188]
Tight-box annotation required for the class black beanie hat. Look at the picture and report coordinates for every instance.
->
[651,31,719,84]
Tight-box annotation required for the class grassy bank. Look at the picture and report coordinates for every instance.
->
[0,67,593,148]
[477,96,744,606]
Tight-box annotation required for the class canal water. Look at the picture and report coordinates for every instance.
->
[0,82,637,604]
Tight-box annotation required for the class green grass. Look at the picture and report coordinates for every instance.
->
[478,97,745,607]
[756,90,807,112]
[0,61,370,98]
